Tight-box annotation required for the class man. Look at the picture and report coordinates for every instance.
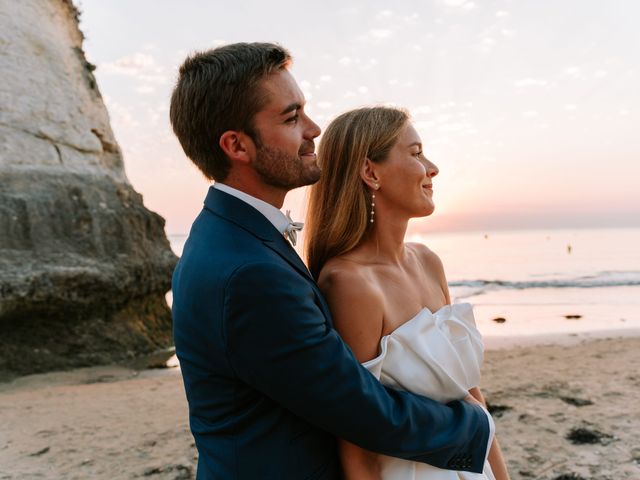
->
[170,42,493,479]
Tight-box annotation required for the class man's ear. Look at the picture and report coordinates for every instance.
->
[360,158,380,189]
[219,130,253,166]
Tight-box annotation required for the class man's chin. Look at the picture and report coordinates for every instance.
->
[301,167,322,186]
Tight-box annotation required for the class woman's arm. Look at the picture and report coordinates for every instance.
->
[469,387,511,480]
[318,262,386,480]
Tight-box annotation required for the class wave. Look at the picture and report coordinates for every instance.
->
[449,271,640,291]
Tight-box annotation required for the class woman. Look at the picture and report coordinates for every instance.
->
[305,106,510,480]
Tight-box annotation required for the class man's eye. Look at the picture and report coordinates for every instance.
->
[286,115,299,123]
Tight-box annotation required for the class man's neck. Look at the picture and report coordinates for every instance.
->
[222,174,287,209]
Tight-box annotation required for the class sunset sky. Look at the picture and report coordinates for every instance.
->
[77,0,640,234]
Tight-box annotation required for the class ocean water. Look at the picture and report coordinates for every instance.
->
[168,228,640,345]
[408,228,640,343]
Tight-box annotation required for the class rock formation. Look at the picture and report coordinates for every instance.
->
[0,0,178,378]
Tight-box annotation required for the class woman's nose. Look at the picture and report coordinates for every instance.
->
[426,159,439,178]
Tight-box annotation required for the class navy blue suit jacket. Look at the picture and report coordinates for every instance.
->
[172,187,490,479]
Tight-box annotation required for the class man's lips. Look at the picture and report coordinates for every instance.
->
[300,141,316,157]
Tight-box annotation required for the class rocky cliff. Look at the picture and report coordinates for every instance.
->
[0,0,178,378]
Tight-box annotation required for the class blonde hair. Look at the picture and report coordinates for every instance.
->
[305,106,409,279]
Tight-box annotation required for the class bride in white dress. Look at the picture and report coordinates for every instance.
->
[305,106,510,480]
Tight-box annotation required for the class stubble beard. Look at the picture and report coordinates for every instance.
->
[253,143,321,190]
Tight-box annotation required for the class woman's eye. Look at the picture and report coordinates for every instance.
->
[414,150,423,157]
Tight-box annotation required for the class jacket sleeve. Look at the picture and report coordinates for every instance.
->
[223,261,490,473]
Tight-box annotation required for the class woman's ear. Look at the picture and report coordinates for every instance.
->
[219,130,254,166]
[360,158,381,190]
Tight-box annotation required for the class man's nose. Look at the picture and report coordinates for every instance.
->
[305,116,321,139]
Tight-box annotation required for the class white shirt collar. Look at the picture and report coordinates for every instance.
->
[213,183,290,235]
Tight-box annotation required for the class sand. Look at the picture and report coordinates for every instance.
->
[1,336,639,480]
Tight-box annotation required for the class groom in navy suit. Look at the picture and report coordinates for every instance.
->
[170,42,493,479]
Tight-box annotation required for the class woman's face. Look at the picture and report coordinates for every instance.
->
[374,122,439,218]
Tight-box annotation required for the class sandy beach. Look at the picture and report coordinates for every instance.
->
[1,335,639,480]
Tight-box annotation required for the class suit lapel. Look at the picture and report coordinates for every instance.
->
[263,237,333,325]
[203,187,333,324]
[203,187,314,282]
[263,237,314,282]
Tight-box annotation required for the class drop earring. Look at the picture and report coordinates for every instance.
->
[370,183,379,224]
[370,192,375,223]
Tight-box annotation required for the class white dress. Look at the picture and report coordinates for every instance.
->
[362,303,496,480]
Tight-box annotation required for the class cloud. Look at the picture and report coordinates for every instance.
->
[369,29,393,39]
[104,99,140,129]
[440,0,475,8]
[413,105,433,116]
[299,80,313,100]
[357,58,380,71]
[338,6,358,15]
[514,78,548,88]
[101,52,168,85]
[135,85,155,95]
[564,66,582,78]
[103,53,156,73]
[403,13,420,23]
[473,36,497,54]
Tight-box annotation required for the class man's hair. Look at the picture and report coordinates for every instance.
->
[169,42,292,181]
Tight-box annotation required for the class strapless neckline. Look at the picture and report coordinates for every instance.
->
[378,302,473,341]
[359,302,495,479]
[362,302,480,391]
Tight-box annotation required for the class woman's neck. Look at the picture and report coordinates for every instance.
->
[359,215,409,265]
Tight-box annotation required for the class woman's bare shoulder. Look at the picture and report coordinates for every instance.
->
[317,256,385,361]
[407,242,444,270]
[318,256,379,298]
[407,242,451,302]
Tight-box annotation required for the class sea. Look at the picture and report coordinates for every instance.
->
[168,228,640,348]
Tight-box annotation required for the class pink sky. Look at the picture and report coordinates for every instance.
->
[78,0,640,234]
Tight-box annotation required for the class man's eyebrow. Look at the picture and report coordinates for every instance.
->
[280,102,302,115]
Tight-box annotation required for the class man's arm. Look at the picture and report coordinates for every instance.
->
[223,261,490,473]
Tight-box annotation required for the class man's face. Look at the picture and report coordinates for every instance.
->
[249,69,322,190]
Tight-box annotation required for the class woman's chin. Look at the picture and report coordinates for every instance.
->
[423,200,436,216]
[413,205,435,218]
